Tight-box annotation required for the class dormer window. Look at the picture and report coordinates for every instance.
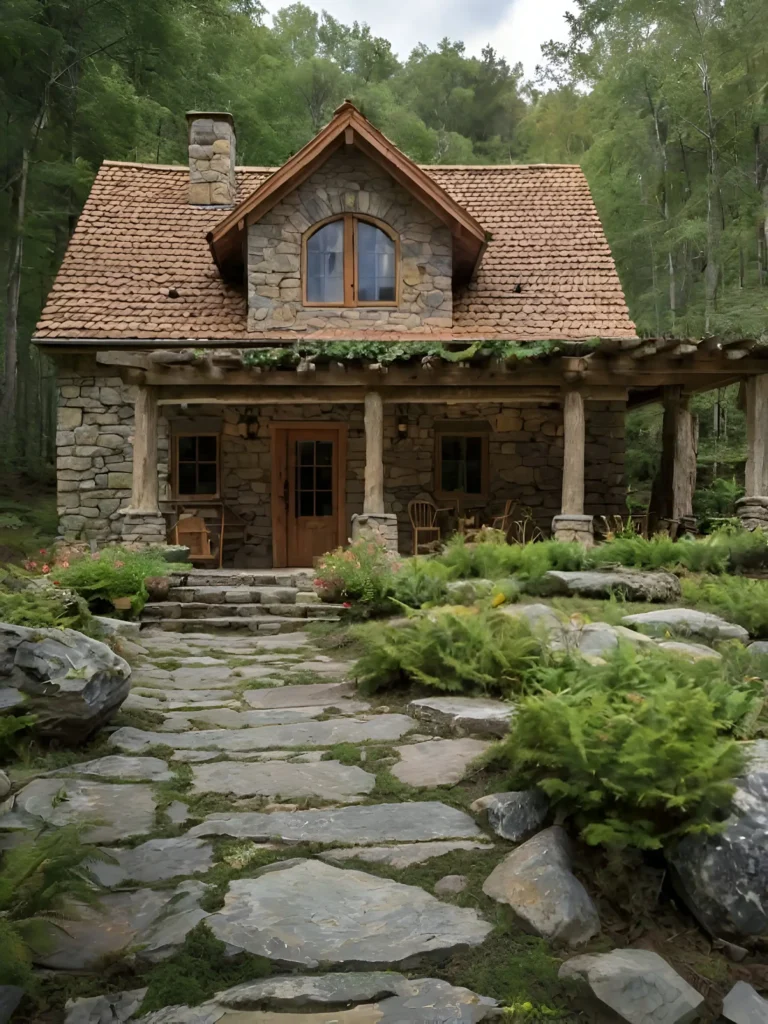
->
[303,215,397,307]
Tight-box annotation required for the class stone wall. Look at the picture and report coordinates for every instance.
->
[56,382,626,558]
[247,149,453,333]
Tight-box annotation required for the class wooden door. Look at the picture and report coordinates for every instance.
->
[271,424,347,568]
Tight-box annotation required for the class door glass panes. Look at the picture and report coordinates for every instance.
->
[177,435,218,496]
[357,222,396,302]
[440,436,483,495]
[294,440,334,517]
[306,221,344,303]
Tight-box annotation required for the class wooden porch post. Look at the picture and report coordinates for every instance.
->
[130,385,159,512]
[561,389,585,515]
[653,386,696,524]
[745,375,768,495]
[363,391,385,515]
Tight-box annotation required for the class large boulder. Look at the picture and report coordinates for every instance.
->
[481,826,599,946]
[667,767,768,942]
[470,790,549,843]
[559,948,704,1024]
[530,569,682,603]
[621,608,749,643]
[0,624,131,743]
[722,981,768,1024]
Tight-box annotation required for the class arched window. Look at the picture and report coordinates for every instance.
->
[303,215,398,307]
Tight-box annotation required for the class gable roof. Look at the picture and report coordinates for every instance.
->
[208,102,487,284]
[34,161,637,344]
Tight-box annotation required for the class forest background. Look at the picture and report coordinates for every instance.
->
[2,0,767,519]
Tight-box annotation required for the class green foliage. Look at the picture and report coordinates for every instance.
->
[139,923,270,1013]
[0,714,36,760]
[501,646,748,850]
[354,605,539,696]
[314,537,396,604]
[0,581,93,633]
[389,556,452,608]
[53,547,184,618]
[694,477,744,530]
[681,575,768,639]
[0,826,109,987]
[435,533,586,581]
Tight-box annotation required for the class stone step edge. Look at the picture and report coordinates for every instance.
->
[142,616,340,634]
[142,602,344,618]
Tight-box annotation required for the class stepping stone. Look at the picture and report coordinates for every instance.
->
[391,738,491,787]
[134,687,236,704]
[125,693,237,711]
[188,800,483,845]
[64,988,147,1024]
[289,659,351,677]
[157,707,325,731]
[171,666,238,687]
[51,755,172,783]
[189,760,375,802]
[483,826,599,947]
[658,640,722,661]
[408,696,515,737]
[622,608,749,643]
[559,949,704,1024]
[321,840,494,869]
[243,680,363,709]
[723,981,768,1024]
[206,860,492,968]
[171,750,220,763]
[109,715,417,754]
[0,779,156,843]
[167,801,189,825]
[91,837,214,886]
[39,881,209,969]
[530,569,681,603]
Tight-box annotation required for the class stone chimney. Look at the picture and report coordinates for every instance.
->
[186,112,237,206]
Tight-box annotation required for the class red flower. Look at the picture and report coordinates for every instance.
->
[39,548,47,555]
[41,564,50,574]
[53,580,61,586]
[342,601,352,609]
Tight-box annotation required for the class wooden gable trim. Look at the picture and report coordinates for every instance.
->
[207,102,486,281]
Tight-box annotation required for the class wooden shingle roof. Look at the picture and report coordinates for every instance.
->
[35,159,636,344]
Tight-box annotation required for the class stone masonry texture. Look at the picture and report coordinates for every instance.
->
[56,380,626,561]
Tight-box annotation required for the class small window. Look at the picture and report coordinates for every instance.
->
[303,215,398,307]
[175,435,219,497]
[436,434,488,498]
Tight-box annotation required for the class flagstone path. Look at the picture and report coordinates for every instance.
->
[1,625,508,1022]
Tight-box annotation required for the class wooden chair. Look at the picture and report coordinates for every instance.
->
[172,515,218,564]
[408,498,451,555]
[489,499,517,539]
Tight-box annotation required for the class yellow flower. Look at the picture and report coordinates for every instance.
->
[491,592,507,607]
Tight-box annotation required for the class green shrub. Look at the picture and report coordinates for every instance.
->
[0,583,93,633]
[0,715,36,760]
[0,826,108,987]
[390,557,452,608]
[500,646,747,850]
[436,533,586,581]
[681,574,768,638]
[314,537,396,604]
[354,606,540,696]
[53,546,183,618]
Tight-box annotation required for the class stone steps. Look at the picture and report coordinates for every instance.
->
[169,570,315,589]
[143,601,342,621]
[147,615,337,634]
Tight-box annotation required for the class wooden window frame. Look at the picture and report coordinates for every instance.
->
[172,432,221,501]
[434,430,490,502]
[301,213,400,308]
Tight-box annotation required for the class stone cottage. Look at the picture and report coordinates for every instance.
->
[36,102,768,566]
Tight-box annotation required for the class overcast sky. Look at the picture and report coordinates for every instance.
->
[260,0,576,79]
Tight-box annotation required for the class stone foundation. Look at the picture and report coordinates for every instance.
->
[351,513,399,554]
[552,514,595,548]
[120,512,168,546]
[737,496,768,531]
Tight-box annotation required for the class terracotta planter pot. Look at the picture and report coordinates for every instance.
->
[111,596,132,611]
[314,582,344,604]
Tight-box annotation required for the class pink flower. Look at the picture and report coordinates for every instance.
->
[25,561,37,570]
[60,560,70,569]
[342,602,352,609]
[39,548,47,555]
[114,560,125,569]
[41,564,50,574]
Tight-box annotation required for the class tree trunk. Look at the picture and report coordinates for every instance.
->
[0,147,30,441]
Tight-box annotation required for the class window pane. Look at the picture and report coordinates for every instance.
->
[357,222,395,302]
[298,441,315,466]
[306,221,344,303]
[178,436,196,461]
[316,466,332,491]
[299,467,314,491]
[178,463,196,494]
[440,435,484,494]
[465,437,483,494]
[316,492,333,517]
[198,436,217,461]
[316,442,332,466]
[299,491,315,516]
[198,463,217,494]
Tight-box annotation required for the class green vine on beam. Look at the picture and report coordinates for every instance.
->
[240,339,572,368]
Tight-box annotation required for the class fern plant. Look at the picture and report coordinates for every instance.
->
[0,825,110,987]
[354,606,540,696]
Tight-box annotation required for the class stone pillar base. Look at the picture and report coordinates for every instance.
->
[552,513,595,548]
[120,511,168,546]
[736,496,768,532]
[351,512,399,554]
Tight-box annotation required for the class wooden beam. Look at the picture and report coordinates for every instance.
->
[561,390,585,516]
[154,385,629,405]
[129,386,159,513]
[745,375,768,495]
[363,392,385,514]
